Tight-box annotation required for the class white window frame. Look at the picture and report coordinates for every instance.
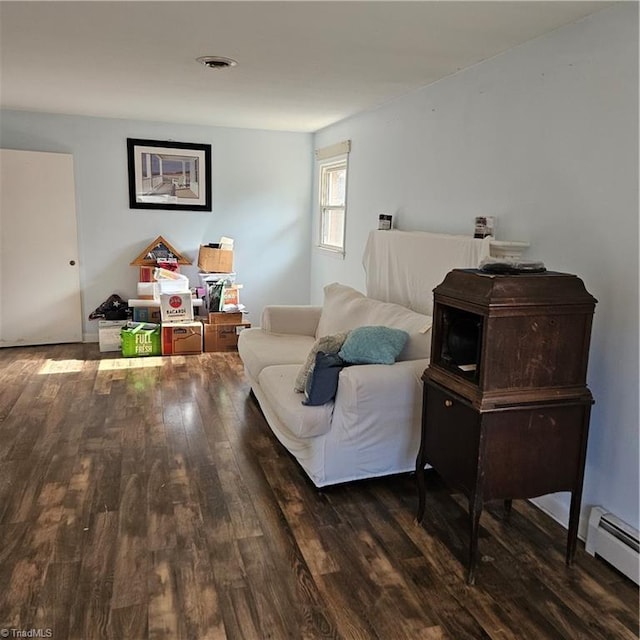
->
[316,140,350,254]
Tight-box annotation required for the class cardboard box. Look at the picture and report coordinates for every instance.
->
[208,311,243,325]
[121,323,161,357]
[133,306,162,323]
[98,320,128,352]
[203,321,251,352]
[160,293,194,322]
[161,321,203,355]
[198,245,234,273]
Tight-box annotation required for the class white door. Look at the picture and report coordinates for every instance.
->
[0,149,82,346]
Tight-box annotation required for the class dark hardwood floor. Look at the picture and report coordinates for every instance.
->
[0,343,637,640]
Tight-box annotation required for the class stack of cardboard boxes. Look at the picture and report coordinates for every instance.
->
[97,236,250,357]
[157,270,204,356]
[118,236,203,357]
[197,243,251,352]
[203,311,251,352]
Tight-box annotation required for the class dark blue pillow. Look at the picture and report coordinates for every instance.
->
[303,352,346,406]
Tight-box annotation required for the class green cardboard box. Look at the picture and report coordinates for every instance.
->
[121,323,161,357]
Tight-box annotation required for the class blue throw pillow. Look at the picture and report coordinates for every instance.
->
[338,325,409,365]
[303,352,346,406]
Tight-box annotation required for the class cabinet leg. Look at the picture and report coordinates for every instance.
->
[504,499,513,521]
[415,460,426,523]
[415,382,429,524]
[567,408,590,566]
[467,497,483,585]
[566,491,581,566]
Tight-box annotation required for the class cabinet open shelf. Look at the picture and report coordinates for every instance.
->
[435,306,483,384]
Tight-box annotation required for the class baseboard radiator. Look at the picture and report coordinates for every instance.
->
[585,506,639,585]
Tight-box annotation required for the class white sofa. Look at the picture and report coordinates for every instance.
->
[238,282,432,487]
[238,230,494,487]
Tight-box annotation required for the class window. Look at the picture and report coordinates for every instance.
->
[316,140,350,253]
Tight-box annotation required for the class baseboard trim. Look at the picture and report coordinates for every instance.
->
[530,494,590,541]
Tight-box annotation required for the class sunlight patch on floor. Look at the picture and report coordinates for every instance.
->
[37,357,167,374]
[38,359,87,374]
[98,357,165,371]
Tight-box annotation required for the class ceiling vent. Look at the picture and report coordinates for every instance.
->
[196,56,238,70]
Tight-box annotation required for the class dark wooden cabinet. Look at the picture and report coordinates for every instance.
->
[415,269,597,584]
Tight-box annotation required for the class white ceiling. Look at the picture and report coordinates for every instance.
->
[0,1,614,133]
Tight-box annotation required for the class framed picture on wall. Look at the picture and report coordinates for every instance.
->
[127,138,212,211]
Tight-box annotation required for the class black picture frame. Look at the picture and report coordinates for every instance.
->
[127,138,212,211]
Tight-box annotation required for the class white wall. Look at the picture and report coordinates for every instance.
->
[312,4,639,532]
[0,111,313,338]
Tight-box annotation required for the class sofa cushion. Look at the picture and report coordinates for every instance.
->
[315,283,432,361]
[238,327,315,381]
[294,331,350,393]
[338,326,409,365]
[258,364,334,438]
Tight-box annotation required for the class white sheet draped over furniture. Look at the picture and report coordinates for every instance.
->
[363,230,491,315]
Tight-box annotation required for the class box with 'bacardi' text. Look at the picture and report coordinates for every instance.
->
[160,293,194,322]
